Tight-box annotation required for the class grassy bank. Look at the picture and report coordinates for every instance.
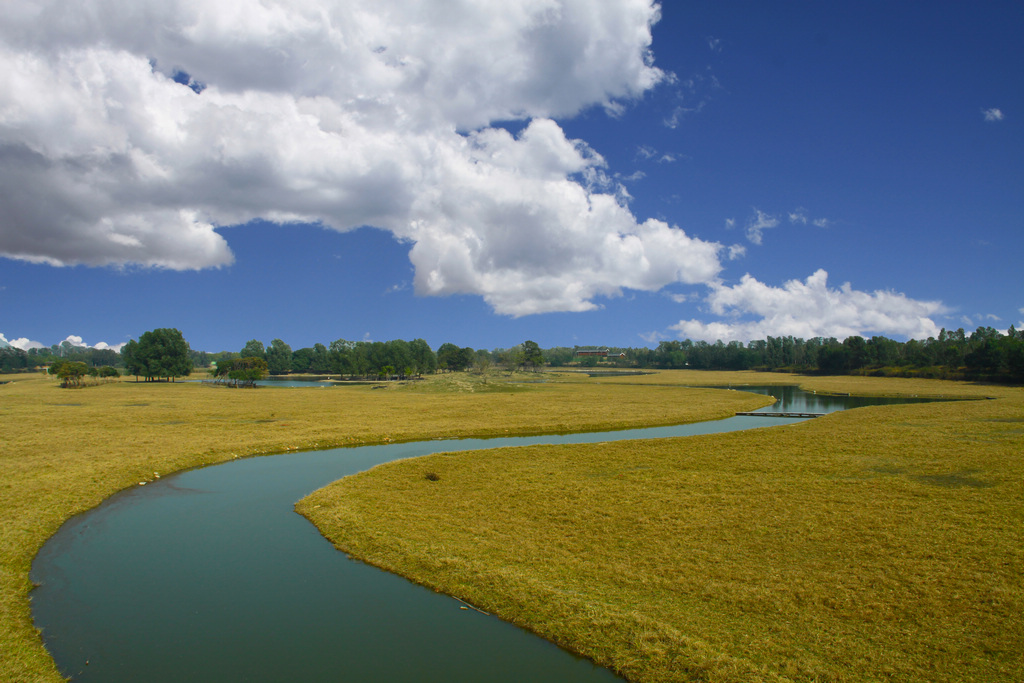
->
[0,370,770,682]
[300,374,1023,682]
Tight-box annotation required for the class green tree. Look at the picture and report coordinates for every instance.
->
[842,336,869,370]
[290,347,315,374]
[408,339,437,375]
[226,357,269,386]
[49,359,89,387]
[120,339,140,378]
[817,344,850,375]
[519,340,544,371]
[329,339,356,375]
[436,343,471,372]
[0,347,30,372]
[310,343,330,374]
[121,328,193,381]
[266,339,293,375]
[240,339,266,360]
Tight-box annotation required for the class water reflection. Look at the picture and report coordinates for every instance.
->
[714,384,945,414]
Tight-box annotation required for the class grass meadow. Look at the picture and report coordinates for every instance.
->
[0,370,768,682]
[300,373,1024,683]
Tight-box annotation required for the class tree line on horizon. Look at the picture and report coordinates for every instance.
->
[3,326,1022,384]
[550,326,1024,383]
[203,338,545,379]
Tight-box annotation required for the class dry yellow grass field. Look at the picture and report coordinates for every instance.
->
[0,370,769,682]
[300,373,1024,683]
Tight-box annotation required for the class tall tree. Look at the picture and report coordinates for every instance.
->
[310,343,330,374]
[266,339,293,375]
[437,342,469,372]
[519,340,544,371]
[121,328,193,381]
[408,338,437,375]
[240,339,266,359]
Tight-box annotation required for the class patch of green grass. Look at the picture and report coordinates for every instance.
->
[300,376,1024,683]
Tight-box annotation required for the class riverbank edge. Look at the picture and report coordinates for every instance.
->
[6,370,779,683]
[298,378,1024,683]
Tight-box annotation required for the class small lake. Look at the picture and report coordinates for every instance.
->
[30,386,939,682]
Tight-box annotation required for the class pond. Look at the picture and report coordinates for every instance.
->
[30,386,940,682]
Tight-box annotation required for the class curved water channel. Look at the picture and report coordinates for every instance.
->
[31,386,938,682]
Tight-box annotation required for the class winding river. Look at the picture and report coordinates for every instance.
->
[31,387,934,682]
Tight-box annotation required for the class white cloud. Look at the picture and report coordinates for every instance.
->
[788,207,830,228]
[670,269,946,342]
[1,333,45,350]
[636,146,676,163]
[983,108,1005,122]
[0,1,723,317]
[50,334,124,352]
[745,209,779,245]
[727,244,746,260]
[0,333,123,351]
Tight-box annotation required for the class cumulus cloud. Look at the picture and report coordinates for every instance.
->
[983,108,1005,122]
[0,333,124,352]
[1,333,45,350]
[670,269,945,342]
[55,334,125,352]
[0,0,728,316]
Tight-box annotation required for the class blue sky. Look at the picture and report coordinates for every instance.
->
[1,1,1021,353]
